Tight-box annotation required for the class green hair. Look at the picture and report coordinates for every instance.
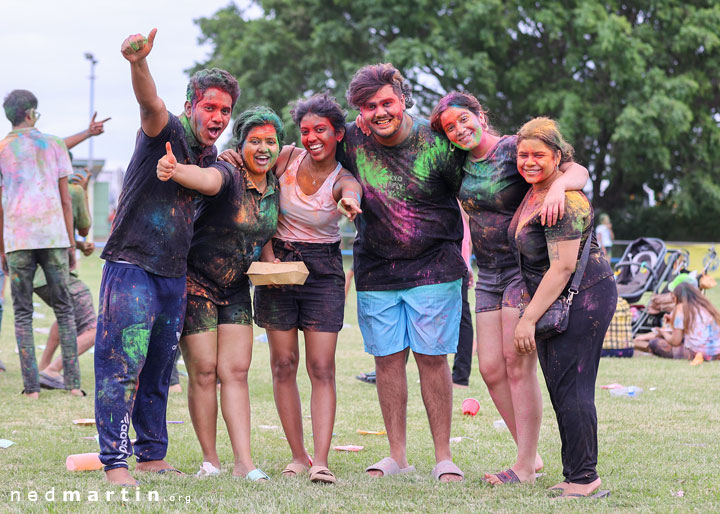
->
[231,106,285,148]
[3,89,38,125]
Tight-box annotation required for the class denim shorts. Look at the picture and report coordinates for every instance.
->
[357,279,462,357]
[474,265,528,313]
[254,239,345,332]
[183,293,252,335]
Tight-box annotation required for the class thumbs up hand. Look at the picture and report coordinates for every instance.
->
[121,28,157,62]
[157,142,177,181]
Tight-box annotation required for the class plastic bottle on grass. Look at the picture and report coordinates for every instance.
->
[66,452,103,471]
[610,386,643,398]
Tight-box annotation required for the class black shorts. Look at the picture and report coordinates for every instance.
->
[254,239,345,332]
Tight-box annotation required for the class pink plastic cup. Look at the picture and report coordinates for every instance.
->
[461,397,480,416]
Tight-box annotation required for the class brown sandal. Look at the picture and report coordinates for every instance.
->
[281,462,308,477]
[309,465,336,484]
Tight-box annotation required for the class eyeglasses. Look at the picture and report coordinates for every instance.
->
[33,110,41,121]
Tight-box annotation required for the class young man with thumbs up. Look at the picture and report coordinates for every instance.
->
[94,28,239,486]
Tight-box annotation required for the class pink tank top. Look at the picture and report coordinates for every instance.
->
[275,150,343,243]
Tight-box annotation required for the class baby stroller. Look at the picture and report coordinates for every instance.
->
[613,237,685,335]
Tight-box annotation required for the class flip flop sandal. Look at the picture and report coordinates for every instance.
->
[309,465,337,484]
[246,469,270,481]
[366,457,416,477]
[196,462,221,477]
[155,468,185,475]
[484,468,520,485]
[281,462,309,477]
[559,490,611,499]
[39,371,65,390]
[432,460,464,482]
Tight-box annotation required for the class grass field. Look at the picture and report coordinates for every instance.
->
[1,249,719,513]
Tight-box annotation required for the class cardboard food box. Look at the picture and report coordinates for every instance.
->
[247,261,309,286]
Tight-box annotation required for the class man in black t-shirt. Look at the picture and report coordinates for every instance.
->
[338,64,465,481]
[94,28,239,486]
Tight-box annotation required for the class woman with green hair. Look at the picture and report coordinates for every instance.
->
[157,106,284,481]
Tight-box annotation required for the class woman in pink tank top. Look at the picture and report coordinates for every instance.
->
[254,92,362,484]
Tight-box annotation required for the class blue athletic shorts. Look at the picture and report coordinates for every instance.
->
[357,279,462,357]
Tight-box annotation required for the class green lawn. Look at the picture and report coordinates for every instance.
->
[1,253,719,513]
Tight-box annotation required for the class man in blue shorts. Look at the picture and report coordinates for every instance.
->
[95,28,239,486]
[339,64,466,481]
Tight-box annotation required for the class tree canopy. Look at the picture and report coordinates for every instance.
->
[191,0,720,240]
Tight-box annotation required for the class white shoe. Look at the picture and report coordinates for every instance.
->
[196,462,221,477]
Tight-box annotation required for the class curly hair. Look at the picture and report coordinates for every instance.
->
[346,63,414,110]
[3,89,38,125]
[290,92,346,133]
[429,91,498,136]
[516,117,574,163]
[231,106,285,149]
[186,68,240,109]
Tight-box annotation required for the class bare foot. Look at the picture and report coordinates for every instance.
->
[560,477,602,498]
[535,453,544,473]
[135,459,181,474]
[168,384,182,394]
[105,467,138,486]
[452,383,469,389]
[69,389,85,397]
[40,368,62,379]
[23,391,39,399]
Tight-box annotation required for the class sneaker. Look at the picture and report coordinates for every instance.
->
[196,462,221,477]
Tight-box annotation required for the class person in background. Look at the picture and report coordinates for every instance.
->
[595,213,614,261]
[451,205,474,388]
[0,89,81,398]
[639,282,720,361]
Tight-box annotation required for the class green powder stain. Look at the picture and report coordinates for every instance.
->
[356,148,391,189]
[121,324,150,365]
[412,136,449,182]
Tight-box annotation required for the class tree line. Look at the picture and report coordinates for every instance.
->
[190,0,720,240]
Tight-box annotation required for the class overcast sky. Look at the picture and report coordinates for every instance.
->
[0,0,253,171]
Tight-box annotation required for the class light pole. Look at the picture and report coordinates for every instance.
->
[84,52,97,243]
[84,52,97,173]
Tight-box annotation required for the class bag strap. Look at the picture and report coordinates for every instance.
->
[567,236,593,303]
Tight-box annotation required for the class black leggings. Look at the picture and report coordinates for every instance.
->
[536,276,617,484]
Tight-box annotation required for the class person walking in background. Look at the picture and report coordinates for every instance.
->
[510,117,616,499]
[94,28,239,486]
[595,213,614,261]
[0,89,81,398]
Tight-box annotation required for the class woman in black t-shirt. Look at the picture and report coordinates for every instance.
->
[509,118,616,499]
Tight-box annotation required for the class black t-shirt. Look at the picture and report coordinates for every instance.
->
[338,117,466,291]
[458,135,530,269]
[101,113,218,277]
[186,162,279,305]
[509,189,613,297]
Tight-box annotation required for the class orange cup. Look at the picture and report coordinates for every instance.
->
[66,452,103,471]
[461,398,480,416]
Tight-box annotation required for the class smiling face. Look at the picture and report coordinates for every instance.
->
[300,113,344,162]
[185,87,233,147]
[517,138,561,189]
[358,84,406,142]
[439,106,484,152]
[241,124,279,176]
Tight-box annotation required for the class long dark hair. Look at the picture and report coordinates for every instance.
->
[672,282,720,332]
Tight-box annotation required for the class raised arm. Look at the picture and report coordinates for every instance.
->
[541,162,590,226]
[514,238,581,354]
[157,142,223,196]
[333,170,363,221]
[121,28,167,137]
[64,112,111,150]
